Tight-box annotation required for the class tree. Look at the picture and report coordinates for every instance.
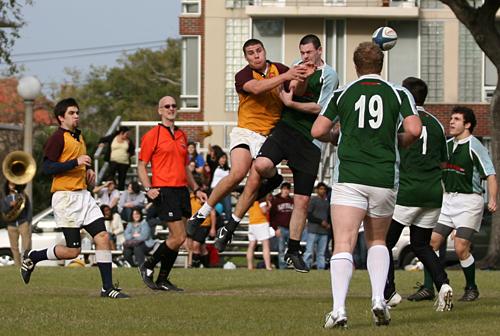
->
[29,39,182,212]
[439,0,500,266]
[57,38,181,134]
[0,0,32,73]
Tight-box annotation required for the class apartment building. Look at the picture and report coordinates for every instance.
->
[179,0,496,145]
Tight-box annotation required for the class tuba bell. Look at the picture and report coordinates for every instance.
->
[2,151,36,222]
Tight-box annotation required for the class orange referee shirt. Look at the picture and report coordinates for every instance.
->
[139,124,189,187]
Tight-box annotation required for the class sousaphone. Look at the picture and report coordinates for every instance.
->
[2,151,36,221]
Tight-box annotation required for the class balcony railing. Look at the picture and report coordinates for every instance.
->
[246,0,418,7]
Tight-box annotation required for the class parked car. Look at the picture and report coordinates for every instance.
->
[0,208,65,266]
[392,206,492,269]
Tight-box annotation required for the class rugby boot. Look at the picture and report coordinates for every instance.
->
[458,286,479,302]
[324,307,348,329]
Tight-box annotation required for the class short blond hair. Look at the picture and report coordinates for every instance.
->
[353,42,384,75]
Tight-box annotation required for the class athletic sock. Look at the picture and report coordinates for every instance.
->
[198,203,213,217]
[201,254,210,268]
[330,252,353,312]
[287,239,300,253]
[29,246,59,264]
[156,244,179,283]
[367,245,390,301]
[423,267,434,291]
[460,255,476,289]
[145,242,168,269]
[227,215,241,231]
[96,250,113,290]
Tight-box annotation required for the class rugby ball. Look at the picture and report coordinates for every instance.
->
[0,255,14,266]
[372,27,398,51]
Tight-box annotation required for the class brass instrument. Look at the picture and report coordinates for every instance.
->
[2,151,36,222]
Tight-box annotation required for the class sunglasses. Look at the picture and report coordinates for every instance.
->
[162,104,177,109]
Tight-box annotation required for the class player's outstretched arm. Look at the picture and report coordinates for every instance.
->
[243,65,308,95]
[487,174,498,213]
[398,115,422,148]
[279,88,321,114]
[311,115,336,143]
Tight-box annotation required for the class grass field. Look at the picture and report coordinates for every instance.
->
[1,266,500,335]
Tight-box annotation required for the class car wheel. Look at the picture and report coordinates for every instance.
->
[0,249,14,266]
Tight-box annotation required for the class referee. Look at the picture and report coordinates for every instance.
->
[138,95,207,291]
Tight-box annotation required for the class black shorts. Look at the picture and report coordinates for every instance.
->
[191,226,210,244]
[153,187,191,222]
[258,121,320,196]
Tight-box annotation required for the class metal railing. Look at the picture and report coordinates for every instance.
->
[93,116,122,184]
[93,119,336,187]
[248,0,418,7]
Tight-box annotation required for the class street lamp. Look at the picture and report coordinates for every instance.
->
[17,75,41,200]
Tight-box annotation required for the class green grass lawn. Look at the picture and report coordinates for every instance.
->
[1,266,500,335]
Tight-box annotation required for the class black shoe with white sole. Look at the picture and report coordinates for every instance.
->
[138,263,157,290]
[101,287,130,299]
[284,249,309,273]
[186,211,207,237]
[156,279,184,292]
[20,250,35,285]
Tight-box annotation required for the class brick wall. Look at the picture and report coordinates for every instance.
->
[426,104,491,137]
[179,0,206,142]
[179,16,204,35]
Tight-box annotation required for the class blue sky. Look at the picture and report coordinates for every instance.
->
[8,0,181,87]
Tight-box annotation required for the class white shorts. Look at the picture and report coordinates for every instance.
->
[331,183,397,218]
[52,190,103,228]
[393,205,441,229]
[248,222,275,241]
[229,127,267,159]
[438,192,484,232]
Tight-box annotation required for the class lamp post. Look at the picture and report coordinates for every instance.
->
[17,76,42,200]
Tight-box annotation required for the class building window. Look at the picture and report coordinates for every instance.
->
[484,54,496,101]
[181,36,200,110]
[420,0,443,9]
[388,21,419,85]
[226,0,253,8]
[420,21,444,102]
[459,23,482,102]
[225,19,250,113]
[325,20,345,85]
[252,19,283,62]
[181,0,201,14]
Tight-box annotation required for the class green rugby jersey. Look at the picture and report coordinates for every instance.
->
[321,74,418,189]
[397,106,448,208]
[443,135,495,194]
[281,62,338,147]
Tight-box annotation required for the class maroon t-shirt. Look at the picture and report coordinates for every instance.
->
[269,194,294,229]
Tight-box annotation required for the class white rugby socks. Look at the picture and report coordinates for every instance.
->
[367,245,390,301]
[330,252,353,312]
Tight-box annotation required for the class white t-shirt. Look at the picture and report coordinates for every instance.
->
[211,166,229,189]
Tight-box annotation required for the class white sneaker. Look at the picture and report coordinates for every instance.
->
[324,307,348,329]
[435,284,453,312]
[386,292,402,308]
[372,298,391,326]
